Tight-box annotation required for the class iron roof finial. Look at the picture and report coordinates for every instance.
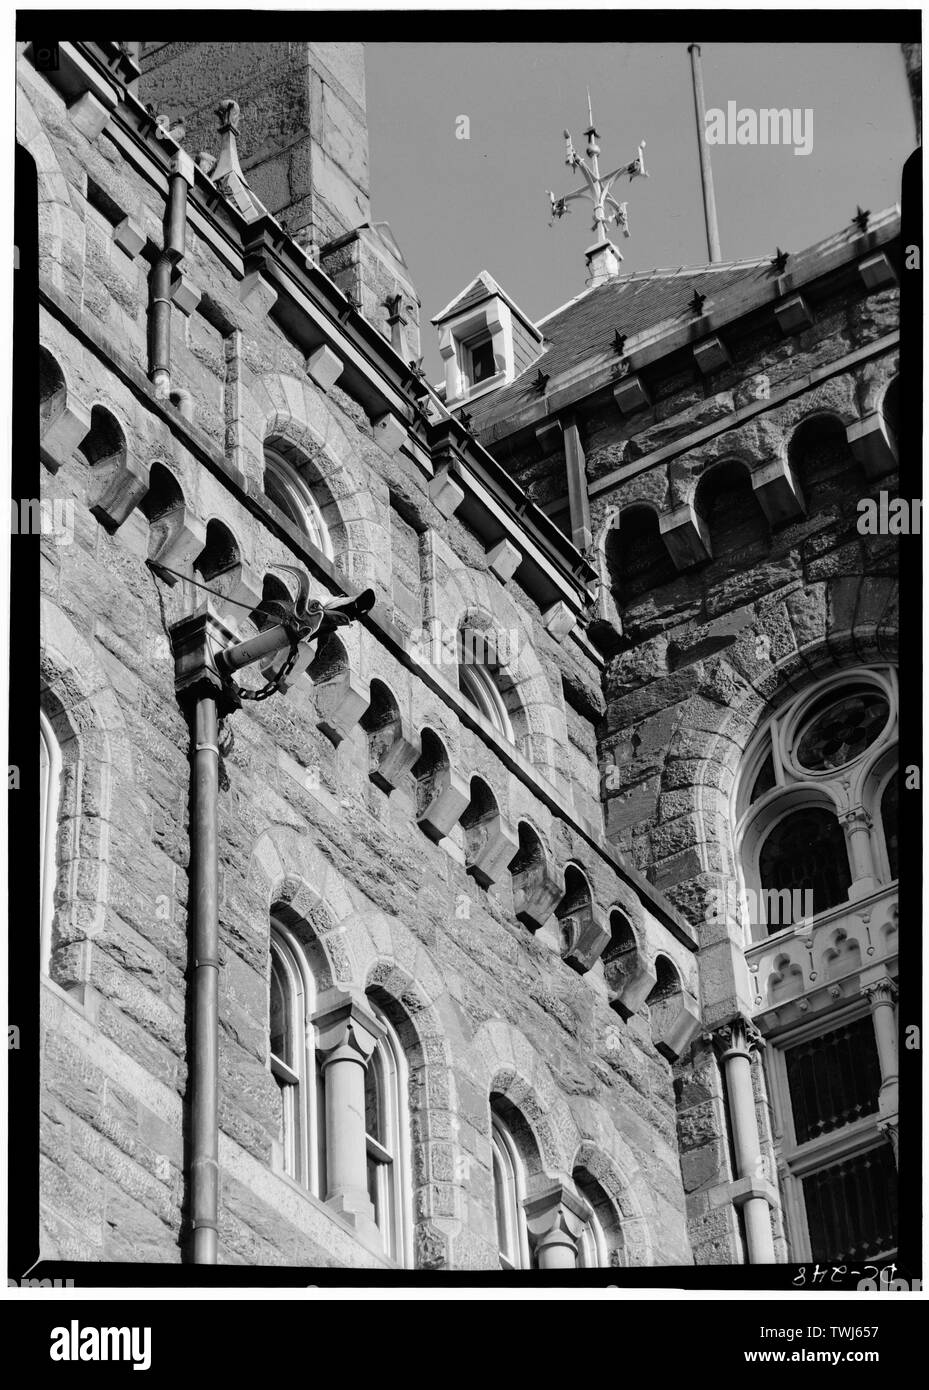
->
[547,92,650,284]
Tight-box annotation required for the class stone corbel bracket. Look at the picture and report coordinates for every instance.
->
[368,714,422,793]
[148,502,208,584]
[847,413,898,479]
[204,559,264,625]
[89,450,150,532]
[659,501,711,569]
[511,853,563,933]
[605,945,658,1021]
[417,763,471,842]
[560,905,610,974]
[751,456,806,525]
[651,986,702,1061]
[314,663,372,747]
[465,812,519,888]
[41,379,91,474]
[32,42,119,142]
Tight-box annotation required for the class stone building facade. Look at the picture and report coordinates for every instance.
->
[25,39,905,1274]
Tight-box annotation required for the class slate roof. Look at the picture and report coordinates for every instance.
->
[452,209,899,436]
[460,258,768,433]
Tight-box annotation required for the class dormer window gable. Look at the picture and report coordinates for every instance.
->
[432,271,543,407]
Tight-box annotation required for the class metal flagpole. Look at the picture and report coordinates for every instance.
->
[688,43,722,263]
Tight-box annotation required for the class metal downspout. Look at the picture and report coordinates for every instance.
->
[189,692,221,1264]
[150,155,192,398]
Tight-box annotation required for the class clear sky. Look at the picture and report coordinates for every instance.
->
[365,42,915,377]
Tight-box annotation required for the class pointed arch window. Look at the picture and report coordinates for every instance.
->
[39,710,61,974]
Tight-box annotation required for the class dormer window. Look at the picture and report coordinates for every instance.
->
[432,270,544,407]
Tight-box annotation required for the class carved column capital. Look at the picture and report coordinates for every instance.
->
[523,1183,587,1265]
[839,805,873,831]
[704,1015,765,1060]
[312,995,381,1068]
[862,976,898,1007]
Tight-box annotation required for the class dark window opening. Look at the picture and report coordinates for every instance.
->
[785,1018,881,1144]
[803,1144,897,1265]
[759,807,852,925]
[881,772,899,880]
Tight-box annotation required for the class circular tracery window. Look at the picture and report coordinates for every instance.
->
[794,688,890,772]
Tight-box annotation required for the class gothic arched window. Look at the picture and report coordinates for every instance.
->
[734,667,897,940]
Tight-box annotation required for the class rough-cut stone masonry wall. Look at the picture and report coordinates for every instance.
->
[138,42,370,246]
[486,256,899,1263]
[26,53,695,1269]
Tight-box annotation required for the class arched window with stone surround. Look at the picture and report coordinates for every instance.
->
[573,1167,624,1268]
[457,621,516,743]
[39,709,62,974]
[269,921,322,1192]
[491,1105,531,1270]
[363,998,411,1265]
[734,666,898,939]
[263,440,333,559]
[267,925,413,1264]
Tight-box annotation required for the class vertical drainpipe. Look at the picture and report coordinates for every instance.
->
[189,691,221,1264]
[150,151,195,399]
[172,609,241,1264]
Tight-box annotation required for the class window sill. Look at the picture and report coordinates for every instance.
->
[266,1163,403,1268]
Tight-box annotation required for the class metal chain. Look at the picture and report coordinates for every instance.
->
[224,636,303,702]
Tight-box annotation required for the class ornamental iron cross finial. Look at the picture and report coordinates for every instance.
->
[547,91,648,254]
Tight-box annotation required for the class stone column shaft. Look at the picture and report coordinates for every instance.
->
[718,1021,776,1265]
[313,997,381,1233]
